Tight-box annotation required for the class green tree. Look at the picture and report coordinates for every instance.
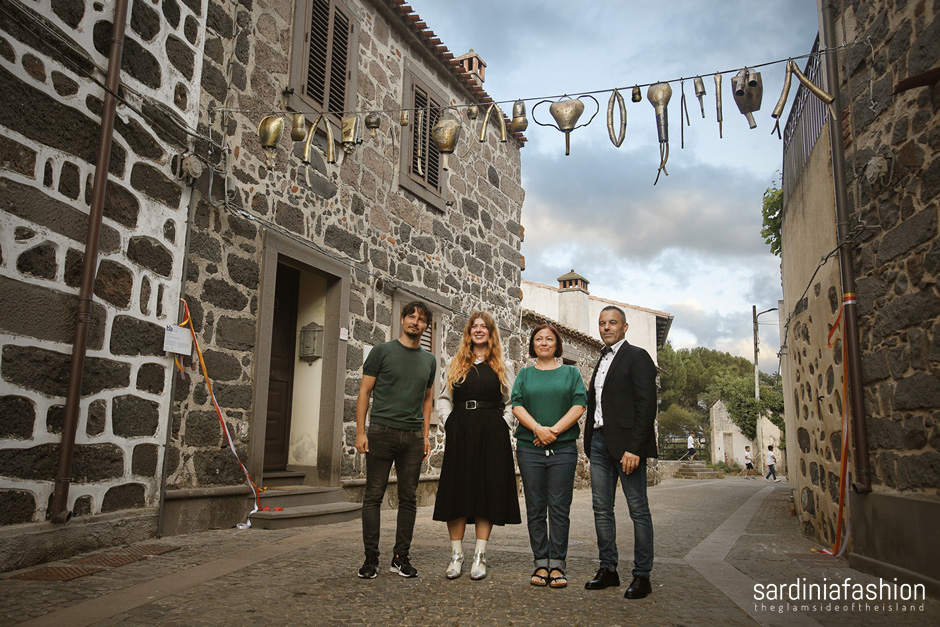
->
[657,342,759,456]
[761,181,783,256]
[657,404,700,450]
[704,372,785,440]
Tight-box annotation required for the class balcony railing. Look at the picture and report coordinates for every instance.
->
[782,36,830,203]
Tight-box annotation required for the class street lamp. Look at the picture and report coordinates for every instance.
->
[753,306,778,400]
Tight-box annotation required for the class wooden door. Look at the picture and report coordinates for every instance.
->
[265,264,299,470]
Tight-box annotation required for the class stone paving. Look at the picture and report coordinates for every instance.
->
[1,477,937,626]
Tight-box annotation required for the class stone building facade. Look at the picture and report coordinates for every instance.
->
[1,0,203,567]
[0,0,525,569]
[779,1,939,593]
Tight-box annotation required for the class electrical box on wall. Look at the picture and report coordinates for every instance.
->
[299,322,324,363]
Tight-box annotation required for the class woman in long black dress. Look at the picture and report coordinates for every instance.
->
[433,311,520,580]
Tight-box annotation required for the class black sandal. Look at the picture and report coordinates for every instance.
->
[548,568,568,588]
[530,567,549,586]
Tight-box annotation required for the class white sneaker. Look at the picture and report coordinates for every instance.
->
[445,551,464,579]
[470,551,486,580]
[774,478,781,482]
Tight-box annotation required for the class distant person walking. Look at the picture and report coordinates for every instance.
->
[765,445,780,482]
[744,446,755,479]
[355,302,436,579]
[687,433,696,463]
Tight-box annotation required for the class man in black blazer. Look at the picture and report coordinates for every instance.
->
[583,306,657,599]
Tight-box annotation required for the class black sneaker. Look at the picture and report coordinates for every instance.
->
[358,555,379,579]
[390,553,417,578]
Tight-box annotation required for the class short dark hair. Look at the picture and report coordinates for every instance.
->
[528,323,563,358]
[401,301,432,325]
[768,444,774,450]
[600,305,626,323]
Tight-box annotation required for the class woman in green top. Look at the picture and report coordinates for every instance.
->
[511,323,587,589]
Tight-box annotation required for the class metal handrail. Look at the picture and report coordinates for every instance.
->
[782,36,829,204]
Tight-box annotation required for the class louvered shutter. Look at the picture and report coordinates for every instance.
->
[420,321,434,353]
[304,0,351,114]
[409,83,442,194]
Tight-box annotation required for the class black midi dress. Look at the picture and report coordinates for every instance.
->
[432,362,521,526]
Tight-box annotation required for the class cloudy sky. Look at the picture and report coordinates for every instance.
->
[407,0,822,372]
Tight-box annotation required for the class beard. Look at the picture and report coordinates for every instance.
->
[404,328,423,339]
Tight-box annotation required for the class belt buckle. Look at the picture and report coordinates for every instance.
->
[465,400,477,410]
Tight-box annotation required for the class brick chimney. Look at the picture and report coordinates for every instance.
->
[456,49,486,86]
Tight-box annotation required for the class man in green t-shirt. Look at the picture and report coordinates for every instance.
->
[355,301,436,579]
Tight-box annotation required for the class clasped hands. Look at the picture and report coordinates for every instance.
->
[532,424,559,447]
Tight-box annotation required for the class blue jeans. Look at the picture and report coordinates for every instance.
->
[516,444,577,570]
[766,464,777,480]
[362,423,425,558]
[589,428,654,578]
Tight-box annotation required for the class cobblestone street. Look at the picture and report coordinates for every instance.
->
[2,478,937,627]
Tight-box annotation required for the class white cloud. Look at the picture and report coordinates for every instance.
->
[408,0,818,371]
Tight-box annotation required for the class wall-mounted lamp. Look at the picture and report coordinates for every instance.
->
[299,322,324,363]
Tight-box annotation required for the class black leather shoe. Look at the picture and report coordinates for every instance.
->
[584,567,620,590]
[624,575,652,599]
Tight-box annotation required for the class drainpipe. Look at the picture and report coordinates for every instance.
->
[820,2,872,493]
[50,0,130,523]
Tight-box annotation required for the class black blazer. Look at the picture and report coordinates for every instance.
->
[584,340,658,461]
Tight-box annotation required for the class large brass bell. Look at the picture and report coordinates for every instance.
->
[510,99,528,133]
[430,107,461,170]
[731,68,763,129]
[290,113,306,142]
[532,95,599,156]
[364,112,381,138]
[257,115,284,169]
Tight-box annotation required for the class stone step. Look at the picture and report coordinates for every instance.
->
[250,502,363,530]
[254,486,348,509]
[675,471,724,480]
[261,470,308,488]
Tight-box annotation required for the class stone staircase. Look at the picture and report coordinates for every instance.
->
[249,470,362,530]
[674,462,725,480]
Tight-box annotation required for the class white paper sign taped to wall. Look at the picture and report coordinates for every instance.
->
[164,325,193,355]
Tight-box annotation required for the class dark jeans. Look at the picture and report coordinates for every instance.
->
[516,444,577,570]
[589,428,654,578]
[362,423,424,558]
[766,464,777,480]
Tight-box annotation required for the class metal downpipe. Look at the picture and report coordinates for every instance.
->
[50,0,131,523]
[821,1,872,494]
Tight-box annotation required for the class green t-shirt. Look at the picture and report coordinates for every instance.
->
[511,364,587,450]
[363,339,436,431]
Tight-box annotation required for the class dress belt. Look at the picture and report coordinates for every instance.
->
[464,400,502,410]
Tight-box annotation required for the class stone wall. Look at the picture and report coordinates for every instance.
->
[0,0,200,531]
[834,0,940,498]
[168,0,525,504]
[780,1,939,589]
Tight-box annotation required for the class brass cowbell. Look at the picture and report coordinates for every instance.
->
[257,115,284,169]
[430,108,461,171]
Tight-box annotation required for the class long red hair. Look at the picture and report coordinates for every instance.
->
[445,311,510,393]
